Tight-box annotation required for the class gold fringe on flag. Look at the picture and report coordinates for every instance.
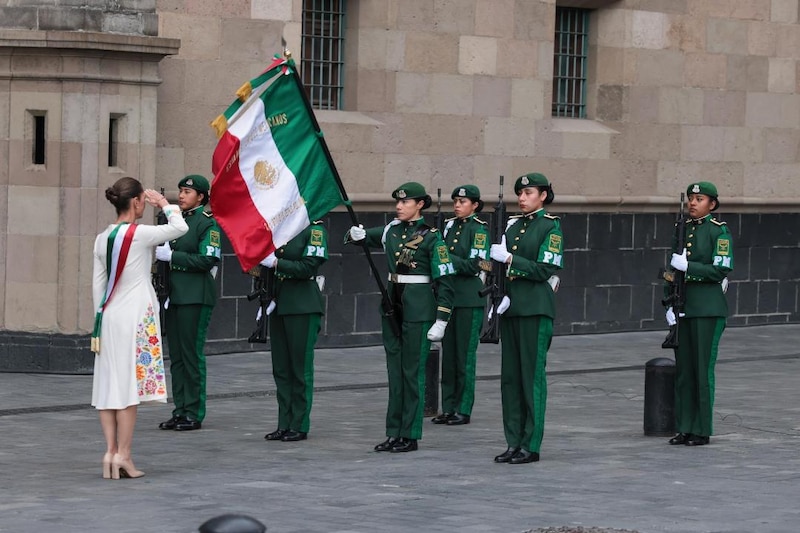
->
[236,81,253,102]
[210,114,228,139]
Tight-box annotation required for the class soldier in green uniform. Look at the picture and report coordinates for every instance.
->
[262,221,328,442]
[490,173,563,464]
[346,182,455,453]
[156,175,221,431]
[431,185,490,426]
[666,181,733,447]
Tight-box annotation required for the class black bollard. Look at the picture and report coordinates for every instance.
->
[424,344,440,417]
[644,357,676,436]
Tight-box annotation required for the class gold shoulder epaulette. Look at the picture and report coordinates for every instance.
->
[711,218,726,226]
[544,214,560,220]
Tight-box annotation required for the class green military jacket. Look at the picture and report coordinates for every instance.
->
[503,209,564,319]
[670,214,733,318]
[363,218,456,322]
[168,206,221,306]
[273,222,327,316]
[442,214,490,308]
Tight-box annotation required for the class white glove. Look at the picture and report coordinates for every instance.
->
[670,248,688,272]
[426,319,447,341]
[496,295,511,315]
[548,275,560,292]
[490,236,512,264]
[348,224,366,242]
[255,301,277,321]
[665,307,677,326]
[260,252,277,268]
[155,243,172,262]
[489,296,511,319]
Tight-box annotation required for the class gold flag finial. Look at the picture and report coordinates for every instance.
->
[284,48,292,60]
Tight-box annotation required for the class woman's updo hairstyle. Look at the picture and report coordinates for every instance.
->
[105,177,144,215]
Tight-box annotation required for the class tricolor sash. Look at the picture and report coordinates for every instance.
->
[91,223,138,353]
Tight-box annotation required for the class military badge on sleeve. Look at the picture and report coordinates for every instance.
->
[548,234,562,253]
[310,229,324,246]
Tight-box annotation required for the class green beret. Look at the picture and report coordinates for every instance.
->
[451,184,481,200]
[514,172,549,195]
[392,182,428,200]
[686,181,720,210]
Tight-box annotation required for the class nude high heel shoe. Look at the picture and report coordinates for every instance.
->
[102,453,113,479]
[111,453,145,479]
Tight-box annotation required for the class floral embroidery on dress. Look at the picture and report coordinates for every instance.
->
[135,303,167,401]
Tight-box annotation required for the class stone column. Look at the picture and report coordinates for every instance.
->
[0,1,179,372]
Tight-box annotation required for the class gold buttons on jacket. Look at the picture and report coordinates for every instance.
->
[512,245,518,250]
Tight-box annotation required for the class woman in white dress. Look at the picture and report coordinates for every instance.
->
[92,177,188,479]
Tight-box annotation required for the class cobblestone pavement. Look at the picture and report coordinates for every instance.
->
[0,325,798,533]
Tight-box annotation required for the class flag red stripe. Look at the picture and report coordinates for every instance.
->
[211,131,274,272]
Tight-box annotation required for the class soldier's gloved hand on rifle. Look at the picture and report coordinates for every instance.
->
[255,301,277,321]
[347,224,366,242]
[490,236,512,264]
[488,296,511,319]
[670,248,688,272]
[155,243,172,262]
[665,307,677,326]
[260,252,277,268]
[426,319,448,341]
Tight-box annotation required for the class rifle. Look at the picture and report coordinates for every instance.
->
[434,188,443,232]
[478,176,506,344]
[247,265,275,343]
[151,187,170,334]
[659,193,687,349]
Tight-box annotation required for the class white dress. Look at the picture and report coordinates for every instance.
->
[91,205,188,410]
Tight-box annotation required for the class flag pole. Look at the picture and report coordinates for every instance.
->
[283,50,401,337]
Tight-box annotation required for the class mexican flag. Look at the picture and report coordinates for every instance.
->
[210,56,344,273]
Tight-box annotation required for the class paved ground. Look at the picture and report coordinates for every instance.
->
[0,324,798,533]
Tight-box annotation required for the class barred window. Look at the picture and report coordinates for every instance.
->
[301,0,346,110]
[552,7,589,118]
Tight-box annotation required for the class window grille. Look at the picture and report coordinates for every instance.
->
[301,0,346,110]
[552,7,589,118]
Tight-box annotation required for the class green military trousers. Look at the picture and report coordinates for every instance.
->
[166,303,213,422]
[674,316,725,437]
[269,313,321,433]
[499,315,553,454]
[440,307,483,416]
[381,317,433,440]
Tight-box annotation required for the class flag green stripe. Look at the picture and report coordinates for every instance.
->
[222,63,286,122]
[262,71,342,220]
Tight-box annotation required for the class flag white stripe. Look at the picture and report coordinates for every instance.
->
[228,95,311,248]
